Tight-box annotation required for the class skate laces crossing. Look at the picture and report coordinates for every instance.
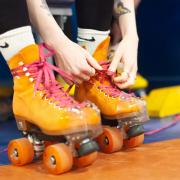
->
[12,43,87,108]
[96,61,133,98]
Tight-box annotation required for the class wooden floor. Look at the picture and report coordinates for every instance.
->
[1,139,180,180]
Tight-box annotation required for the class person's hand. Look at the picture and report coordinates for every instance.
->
[108,34,139,89]
[51,39,102,85]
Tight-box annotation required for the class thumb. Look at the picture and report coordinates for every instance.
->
[85,52,103,70]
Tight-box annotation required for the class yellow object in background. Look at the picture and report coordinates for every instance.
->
[147,86,180,118]
[129,74,149,98]
[56,75,75,96]
[132,74,148,90]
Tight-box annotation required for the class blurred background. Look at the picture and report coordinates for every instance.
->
[137,0,180,90]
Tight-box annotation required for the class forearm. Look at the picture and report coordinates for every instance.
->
[114,0,138,39]
[26,0,70,49]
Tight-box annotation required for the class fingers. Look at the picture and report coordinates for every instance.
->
[114,71,129,83]
[71,65,95,84]
[85,51,103,71]
[116,76,136,89]
[72,70,90,84]
[115,65,137,89]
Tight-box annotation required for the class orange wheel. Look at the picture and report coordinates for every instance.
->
[74,151,98,168]
[8,138,34,166]
[96,126,123,153]
[124,134,144,148]
[43,143,73,175]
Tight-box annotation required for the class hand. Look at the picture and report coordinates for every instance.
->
[51,39,102,85]
[108,34,139,89]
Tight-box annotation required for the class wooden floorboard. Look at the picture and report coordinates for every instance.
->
[1,139,180,180]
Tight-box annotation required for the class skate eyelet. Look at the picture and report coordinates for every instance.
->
[48,101,53,105]
[25,72,30,77]
[39,93,43,97]
[15,76,20,79]
[23,67,28,72]
[29,78,34,82]
[18,61,24,66]
[58,107,62,110]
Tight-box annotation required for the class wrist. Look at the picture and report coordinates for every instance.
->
[123,32,139,42]
[44,30,71,52]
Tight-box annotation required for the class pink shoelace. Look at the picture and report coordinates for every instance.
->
[145,114,180,135]
[95,61,134,98]
[12,43,87,108]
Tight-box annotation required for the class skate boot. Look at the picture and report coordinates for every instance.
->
[75,36,149,153]
[7,43,102,174]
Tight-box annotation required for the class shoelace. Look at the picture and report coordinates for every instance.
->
[12,43,87,108]
[95,61,134,98]
[145,114,180,135]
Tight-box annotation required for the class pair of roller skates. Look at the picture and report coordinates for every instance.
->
[7,39,148,175]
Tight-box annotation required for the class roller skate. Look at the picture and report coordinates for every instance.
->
[75,36,149,153]
[7,44,102,174]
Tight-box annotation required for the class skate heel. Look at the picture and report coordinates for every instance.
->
[15,116,32,131]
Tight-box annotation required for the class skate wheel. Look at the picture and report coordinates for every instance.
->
[8,138,34,166]
[43,143,73,174]
[74,151,98,168]
[124,134,144,148]
[96,126,123,153]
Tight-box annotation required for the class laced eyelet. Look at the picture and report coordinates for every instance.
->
[104,93,108,97]
[29,78,34,82]
[39,93,43,97]
[23,67,28,72]
[48,100,53,105]
[25,72,30,77]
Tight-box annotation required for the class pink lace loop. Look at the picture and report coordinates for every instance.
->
[12,43,87,108]
[95,61,133,98]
